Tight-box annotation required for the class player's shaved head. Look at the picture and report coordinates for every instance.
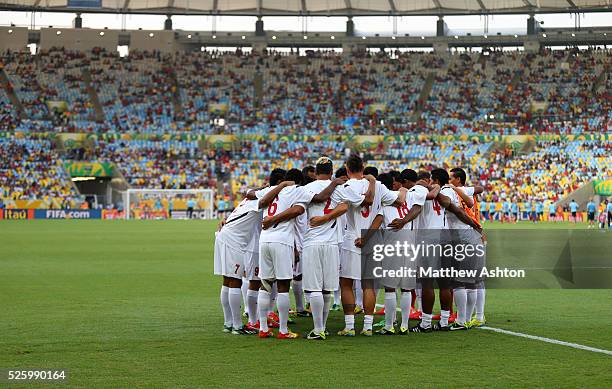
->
[377,173,394,191]
[431,168,449,186]
[286,168,304,185]
[269,168,287,186]
[363,166,378,178]
[450,167,467,185]
[345,154,364,174]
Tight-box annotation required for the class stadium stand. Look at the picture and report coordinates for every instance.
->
[0,135,84,208]
[0,48,610,212]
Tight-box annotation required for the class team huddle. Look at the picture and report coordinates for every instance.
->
[214,154,487,339]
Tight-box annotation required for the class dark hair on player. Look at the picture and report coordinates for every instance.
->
[389,170,401,182]
[417,171,431,180]
[430,168,449,186]
[315,160,333,175]
[363,166,378,178]
[269,168,287,186]
[303,175,315,185]
[302,165,315,176]
[450,167,467,185]
[335,167,347,178]
[400,169,418,183]
[345,154,364,174]
[286,168,304,185]
[377,173,394,191]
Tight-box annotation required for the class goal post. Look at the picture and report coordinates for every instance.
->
[124,188,215,220]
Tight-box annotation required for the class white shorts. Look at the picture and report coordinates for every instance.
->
[245,250,260,281]
[293,248,302,278]
[302,244,340,292]
[340,248,361,280]
[213,239,244,279]
[259,242,294,280]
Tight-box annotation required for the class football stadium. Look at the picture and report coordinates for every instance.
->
[1,0,611,386]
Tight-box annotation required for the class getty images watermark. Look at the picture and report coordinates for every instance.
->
[360,229,612,289]
[370,240,525,279]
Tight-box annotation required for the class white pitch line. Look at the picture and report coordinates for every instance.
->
[375,304,612,356]
[479,326,612,356]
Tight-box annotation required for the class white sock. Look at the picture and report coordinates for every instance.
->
[454,287,468,325]
[269,284,277,315]
[305,290,311,305]
[384,292,397,330]
[228,287,243,329]
[293,280,304,311]
[322,293,332,329]
[400,291,412,329]
[257,290,271,332]
[246,289,258,325]
[241,278,249,314]
[364,314,374,331]
[344,314,355,330]
[440,310,450,327]
[277,292,290,334]
[421,312,432,329]
[415,287,422,311]
[220,285,232,327]
[333,288,341,305]
[310,291,325,333]
[466,288,477,321]
[354,281,363,308]
[391,291,397,323]
[476,282,486,321]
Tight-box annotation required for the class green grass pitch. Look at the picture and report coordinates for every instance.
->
[1,220,611,388]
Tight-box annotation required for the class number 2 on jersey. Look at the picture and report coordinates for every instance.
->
[323,198,332,215]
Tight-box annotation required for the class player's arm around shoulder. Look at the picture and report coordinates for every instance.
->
[392,187,408,207]
[358,174,377,207]
[257,180,295,209]
[356,213,384,248]
[311,177,347,203]
[309,202,349,227]
[262,204,305,230]
[437,191,483,234]
[451,185,474,208]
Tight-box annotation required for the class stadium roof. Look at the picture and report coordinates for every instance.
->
[1,0,610,17]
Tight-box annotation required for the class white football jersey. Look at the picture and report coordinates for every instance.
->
[256,185,315,245]
[335,179,398,253]
[460,186,475,197]
[417,186,454,230]
[217,198,262,251]
[294,211,308,253]
[245,212,262,254]
[303,180,342,247]
[378,204,408,229]
[378,185,427,230]
[336,214,347,245]
[446,186,473,230]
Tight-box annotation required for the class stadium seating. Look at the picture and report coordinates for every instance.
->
[0,48,609,209]
[91,139,217,189]
[0,88,18,131]
[0,136,84,207]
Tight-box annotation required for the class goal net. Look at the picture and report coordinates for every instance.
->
[123,189,215,220]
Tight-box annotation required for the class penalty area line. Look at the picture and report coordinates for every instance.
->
[479,326,612,356]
